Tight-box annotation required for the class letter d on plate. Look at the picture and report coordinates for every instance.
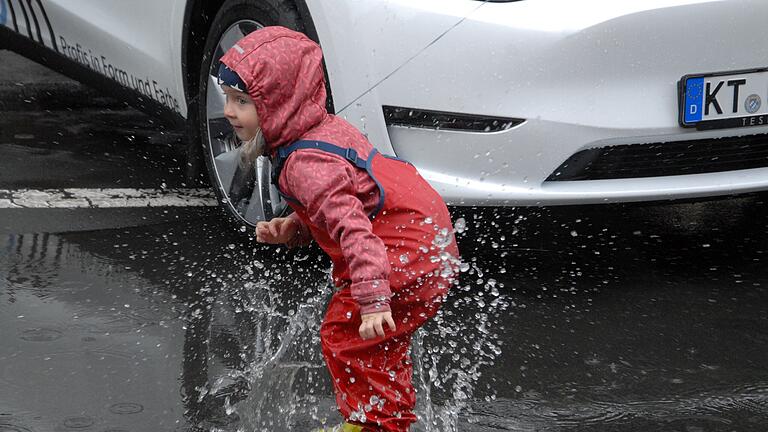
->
[684,77,704,124]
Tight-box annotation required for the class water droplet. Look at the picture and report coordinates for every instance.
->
[454,218,466,233]
[432,228,453,248]
[440,266,455,278]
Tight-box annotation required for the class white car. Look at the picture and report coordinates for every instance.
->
[3,0,768,227]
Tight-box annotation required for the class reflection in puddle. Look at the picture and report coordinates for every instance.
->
[0,231,186,432]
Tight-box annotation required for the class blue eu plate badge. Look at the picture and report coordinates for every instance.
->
[683,77,704,124]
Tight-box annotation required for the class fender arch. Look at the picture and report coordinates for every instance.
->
[181,0,333,113]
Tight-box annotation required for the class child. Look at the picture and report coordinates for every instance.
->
[218,26,460,432]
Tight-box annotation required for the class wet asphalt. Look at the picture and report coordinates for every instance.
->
[1,52,768,432]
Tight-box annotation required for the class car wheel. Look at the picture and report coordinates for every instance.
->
[196,0,303,229]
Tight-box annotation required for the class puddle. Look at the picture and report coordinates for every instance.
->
[1,200,767,431]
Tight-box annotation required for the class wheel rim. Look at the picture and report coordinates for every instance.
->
[204,19,288,228]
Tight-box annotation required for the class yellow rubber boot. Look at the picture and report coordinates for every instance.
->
[312,422,365,432]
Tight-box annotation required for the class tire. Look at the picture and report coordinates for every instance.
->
[194,0,302,229]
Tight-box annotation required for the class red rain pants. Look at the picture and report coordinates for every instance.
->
[288,147,459,431]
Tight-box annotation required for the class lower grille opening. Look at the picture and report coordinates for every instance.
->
[547,133,768,181]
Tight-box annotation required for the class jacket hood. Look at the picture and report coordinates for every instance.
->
[219,26,328,151]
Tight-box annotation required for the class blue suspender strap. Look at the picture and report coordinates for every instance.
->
[270,140,387,219]
[365,148,386,219]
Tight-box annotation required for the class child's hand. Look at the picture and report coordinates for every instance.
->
[255,217,298,244]
[359,311,396,340]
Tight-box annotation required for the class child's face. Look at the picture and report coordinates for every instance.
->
[222,85,261,142]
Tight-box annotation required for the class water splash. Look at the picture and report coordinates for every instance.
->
[414,219,510,431]
[189,266,339,431]
[411,261,509,432]
[184,218,508,432]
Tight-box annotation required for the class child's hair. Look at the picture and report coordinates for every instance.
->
[238,128,266,169]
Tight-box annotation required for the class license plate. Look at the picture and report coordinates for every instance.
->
[679,68,768,130]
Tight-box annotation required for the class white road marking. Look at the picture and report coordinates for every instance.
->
[0,188,218,209]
